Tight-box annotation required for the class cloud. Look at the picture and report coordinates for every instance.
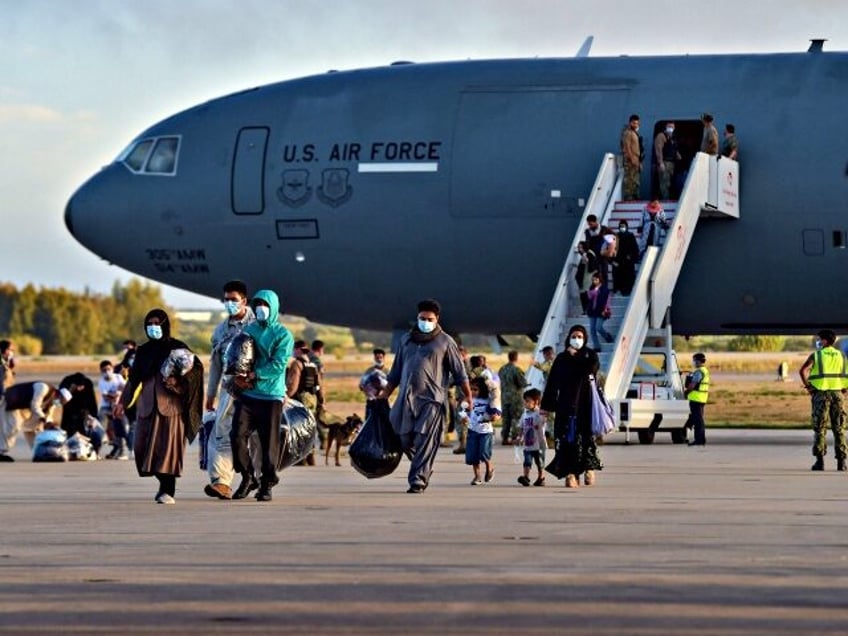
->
[0,103,63,124]
[0,103,98,127]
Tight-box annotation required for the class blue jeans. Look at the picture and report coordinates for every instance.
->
[589,316,613,350]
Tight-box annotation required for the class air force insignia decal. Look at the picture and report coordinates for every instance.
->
[277,169,312,208]
[317,168,353,208]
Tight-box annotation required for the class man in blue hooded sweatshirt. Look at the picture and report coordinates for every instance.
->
[230,289,294,502]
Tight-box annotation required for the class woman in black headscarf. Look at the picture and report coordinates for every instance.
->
[540,325,603,488]
[114,309,203,504]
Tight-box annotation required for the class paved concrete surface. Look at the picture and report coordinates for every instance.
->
[0,430,846,635]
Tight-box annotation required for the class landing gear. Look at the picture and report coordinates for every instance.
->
[637,429,655,445]
[670,428,688,444]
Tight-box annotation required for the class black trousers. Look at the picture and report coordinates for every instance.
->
[231,395,282,487]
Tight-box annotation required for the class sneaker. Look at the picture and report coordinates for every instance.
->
[0,453,14,463]
[204,483,233,500]
[406,485,424,494]
[470,478,482,486]
[584,470,596,486]
[517,476,531,487]
[565,474,579,488]
[533,477,546,487]
[452,447,465,455]
[155,494,176,505]
[232,475,259,499]
[117,452,129,460]
[484,467,495,483]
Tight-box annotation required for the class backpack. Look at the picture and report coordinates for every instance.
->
[297,360,319,395]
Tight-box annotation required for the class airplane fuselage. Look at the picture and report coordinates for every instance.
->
[66,50,848,334]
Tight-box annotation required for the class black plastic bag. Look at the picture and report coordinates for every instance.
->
[277,398,317,471]
[223,332,256,377]
[349,399,402,479]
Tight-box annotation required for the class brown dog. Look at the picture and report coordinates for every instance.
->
[325,414,363,466]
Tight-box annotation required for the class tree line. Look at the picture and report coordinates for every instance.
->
[0,279,171,355]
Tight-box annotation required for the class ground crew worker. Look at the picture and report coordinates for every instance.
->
[287,340,321,465]
[799,330,847,472]
[684,353,709,447]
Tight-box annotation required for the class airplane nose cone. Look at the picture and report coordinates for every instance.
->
[64,194,77,240]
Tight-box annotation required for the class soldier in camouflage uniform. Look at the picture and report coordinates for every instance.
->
[451,346,472,454]
[498,351,527,445]
[286,340,321,465]
[620,114,642,200]
[799,330,848,471]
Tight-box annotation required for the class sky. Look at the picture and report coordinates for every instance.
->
[1,0,846,309]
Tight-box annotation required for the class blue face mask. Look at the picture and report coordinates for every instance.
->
[255,306,270,322]
[224,300,241,316]
[417,319,437,334]
[146,324,163,340]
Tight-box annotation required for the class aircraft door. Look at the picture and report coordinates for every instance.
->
[232,127,269,214]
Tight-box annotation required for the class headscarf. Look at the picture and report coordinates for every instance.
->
[130,309,189,382]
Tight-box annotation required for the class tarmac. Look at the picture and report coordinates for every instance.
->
[0,429,846,635]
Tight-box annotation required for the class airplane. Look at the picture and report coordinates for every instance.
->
[65,40,848,341]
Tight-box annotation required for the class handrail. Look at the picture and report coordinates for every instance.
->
[649,152,710,328]
[526,153,619,390]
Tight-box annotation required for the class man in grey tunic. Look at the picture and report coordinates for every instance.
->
[380,299,472,493]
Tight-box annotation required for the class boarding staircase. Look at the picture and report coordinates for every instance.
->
[527,152,739,443]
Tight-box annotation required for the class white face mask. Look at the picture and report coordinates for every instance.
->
[569,336,584,350]
[417,319,437,334]
[255,306,270,322]
[666,127,674,135]
[146,324,163,340]
[815,339,822,350]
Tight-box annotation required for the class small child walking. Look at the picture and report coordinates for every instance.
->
[517,388,546,487]
[466,377,501,486]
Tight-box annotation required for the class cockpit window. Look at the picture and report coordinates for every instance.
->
[146,137,179,174]
[124,139,153,172]
[119,136,180,176]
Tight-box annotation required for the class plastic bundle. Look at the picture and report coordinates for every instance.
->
[67,432,96,461]
[32,428,69,462]
[161,348,195,378]
[359,369,388,399]
[277,398,317,470]
[349,399,402,479]
[223,333,255,377]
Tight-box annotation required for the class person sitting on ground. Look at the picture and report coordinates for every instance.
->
[59,372,103,455]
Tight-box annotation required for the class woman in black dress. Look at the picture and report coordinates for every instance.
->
[540,325,603,488]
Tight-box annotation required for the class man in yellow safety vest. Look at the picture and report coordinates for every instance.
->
[684,352,710,447]
[799,330,847,472]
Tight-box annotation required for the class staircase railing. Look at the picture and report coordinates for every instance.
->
[527,153,619,390]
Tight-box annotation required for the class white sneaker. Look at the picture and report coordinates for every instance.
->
[117,452,129,460]
[155,494,176,505]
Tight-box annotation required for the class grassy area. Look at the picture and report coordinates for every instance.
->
[709,381,810,428]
